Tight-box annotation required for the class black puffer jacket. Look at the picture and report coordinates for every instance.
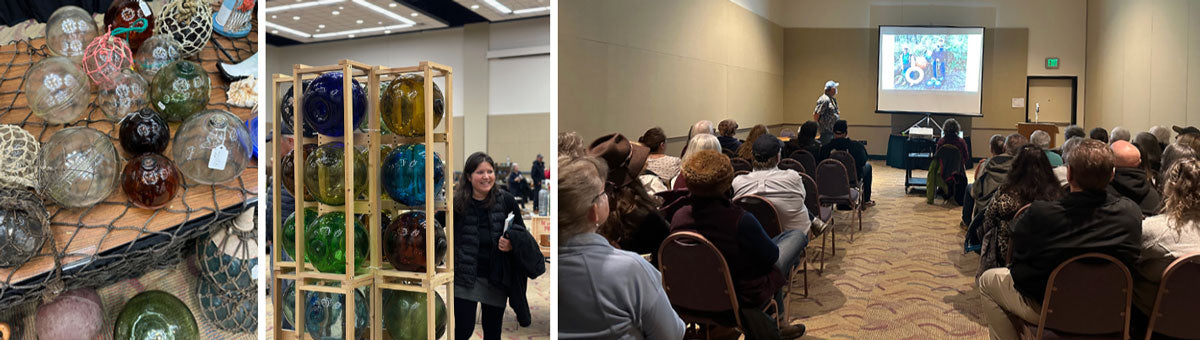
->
[454,191,523,288]
[1107,167,1162,217]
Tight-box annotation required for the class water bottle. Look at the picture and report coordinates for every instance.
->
[538,180,550,216]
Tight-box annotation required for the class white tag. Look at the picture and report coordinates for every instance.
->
[208,145,229,170]
[156,101,165,110]
[138,0,151,16]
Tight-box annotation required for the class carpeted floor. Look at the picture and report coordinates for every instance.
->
[783,161,988,339]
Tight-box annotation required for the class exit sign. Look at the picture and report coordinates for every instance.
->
[1046,57,1060,69]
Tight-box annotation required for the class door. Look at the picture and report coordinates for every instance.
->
[1026,76,1077,146]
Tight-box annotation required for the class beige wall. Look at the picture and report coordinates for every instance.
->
[558,0,785,142]
[488,113,552,173]
[1085,0,1200,133]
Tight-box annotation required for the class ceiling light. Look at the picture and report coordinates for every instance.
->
[313,23,412,38]
[357,19,364,24]
[471,4,479,9]
[385,30,392,34]
[349,34,356,38]
[483,0,512,14]
[339,6,344,9]
[266,21,311,38]
[388,3,397,7]
[271,15,277,19]
[513,6,549,14]
[315,29,321,32]
[293,16,300,20]
[319,24,326,28]
[271,30,279,34]
[410,12,418,17]
[266,0,345,13]
[332,10,340,15]
[352,0,416,25]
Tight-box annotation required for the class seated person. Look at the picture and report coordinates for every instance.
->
[670,150,806,339]
[557,155,686,340]
[1133,158,1200,317]
[818,120,874,206]
[508,163,530,208]
[735,124,768,161]
[1054,137,1084,186]
[976,145,1061,278]
[1149,125,1171,150]
[1110,126,1132,143]
[963,134,1007,228]
[588,134,670,257]
[971,134,1027,222]
[977,139,1142,340]
[732,134,820,269]
[1030,130,1063,167]
[931,118,969,204]
[1054,125,1086,155]
[717,119,742,152]
[1090,127,1110,143]
[640,127,682,185]
[1109,141,1163,217]
[672,134,722,191]
[783,121,821,159]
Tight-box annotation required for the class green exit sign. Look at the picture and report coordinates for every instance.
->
[1046,57,1060,69]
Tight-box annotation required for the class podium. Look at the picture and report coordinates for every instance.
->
[1018,122,1060,147]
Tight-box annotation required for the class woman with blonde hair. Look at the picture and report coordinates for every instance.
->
[557,155,685,339]
[734,124,769,160]
[1133,158,1200,316]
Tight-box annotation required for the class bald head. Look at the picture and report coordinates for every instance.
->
[1111,140,1141,168]
[690,120,715,137]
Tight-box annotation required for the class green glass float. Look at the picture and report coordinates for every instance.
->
[380,74,445,137]
[149,60,210,122]
[382,289,447,340]
[281,282,369,339]
[303,142,367,206]
[113,290,199,340]
[281,207,317,260]
[305,212,368,274]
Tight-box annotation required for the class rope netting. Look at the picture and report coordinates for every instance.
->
[0,5,258,315]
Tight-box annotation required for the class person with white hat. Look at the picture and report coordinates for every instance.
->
[813,80,841,145]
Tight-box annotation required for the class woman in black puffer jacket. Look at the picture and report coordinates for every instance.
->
[454,152,524,340]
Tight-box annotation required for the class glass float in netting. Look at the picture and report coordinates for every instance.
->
[381,144,445,206]
[383,210,447,272]
[121,153,180,209]
[0,125,41,190]
[81,32,134,87]
[36,127,119,208]
[98,69,148,122]
[133,35,181,81]
[196,278,255,333]
[0,188,48,268]
[197,208,256,292]
[302,71,366,137]
[149,60,210,122]
[45,6,98,61]
[381,74,445,137]
[303,142,366,206]
[154,0,212,58]
[23,56,90,124]
[304,211,368,274]
[171,109,253,185]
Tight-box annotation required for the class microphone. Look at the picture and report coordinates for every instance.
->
[1035,103,1040,123]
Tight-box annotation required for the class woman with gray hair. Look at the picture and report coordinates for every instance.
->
[1054,137,1085,186]
[1030,130,1063,166]
[673,134,722,190]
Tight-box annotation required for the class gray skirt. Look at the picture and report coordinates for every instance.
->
[455,277,507,308]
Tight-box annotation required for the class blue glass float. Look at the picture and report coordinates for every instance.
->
[196,278,256,333]
[302,72,366,137]
[280,80,315,138]
[281,282,369,340]
[381,144,444,206]
[245,116,258,159]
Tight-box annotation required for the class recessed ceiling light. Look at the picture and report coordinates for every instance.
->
[385,30,392,34]
[266,21,312,38]
[319,24,326,28]
[292,16,300,20]
[339,6,344,9]
[266,0,346,12]
[272,30,279,34]
[483,0,512,14]
[332,10,340,15]
[513,6,549,14]
[410,12,418,17]
[271,15,277,19]
[377,21,383,24]
[471,4,479,9]
[388,3,397,7]
[349,34,356,38]
[356,19,364,24]
[315,29,321,32]
[351,0,416,25]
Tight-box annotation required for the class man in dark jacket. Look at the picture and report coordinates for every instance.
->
[819,120,873,205]
[977,139,1142,340]
[530,154,545,211]
[1108,141,1162,216]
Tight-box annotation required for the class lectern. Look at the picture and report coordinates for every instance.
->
[1017,122,1060,146]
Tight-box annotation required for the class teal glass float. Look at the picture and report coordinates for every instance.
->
[382,289,447,340]
[383,211,447,272]
[304,142,367,206]
[381,144,444,206]
[380,74,445,137]
[302,72,366,137]
[196,278,255,333]
[197,209,256,292]
[304,212,368,274]
[113,290,199,340]
[280,207,316,260]
[149,60,210,122]
[281,282,369,339]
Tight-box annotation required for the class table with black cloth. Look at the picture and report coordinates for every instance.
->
[885,134,973,169]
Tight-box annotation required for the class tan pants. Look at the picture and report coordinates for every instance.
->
[978,268,1043,340]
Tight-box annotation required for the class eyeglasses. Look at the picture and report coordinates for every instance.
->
[592,189,607,204]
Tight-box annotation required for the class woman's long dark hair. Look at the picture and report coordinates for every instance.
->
[600,169,662,246]
[1001,144,1061,204]
[455,152,499,213]
[797,121,819,147]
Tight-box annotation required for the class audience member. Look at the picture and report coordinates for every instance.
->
[735,124,769,160]
[1063,125,1086,140]
[970,134,1027,223]
[1175,130,1200,151]
[1133,132,1163,175]
[1029,130,1063,167]
[819,120,874,206]
[1053,137,1085,186]
[1090,127,1110,143]
[679,120,716,157]
[1110,141,1163,216]
[962,134,1007,228]
[670,149,806,339]
[931,118,969,204]
[1149,125,1171,149]
[674,134,722,190]
[508,163,530,209]
[718,119,742,152]
[732,134,818,269]
[588,134,670,257]
[560,131,587,158]
[1133,158,1200,316]
[640,127,682,184]
[978,139,1142,340]
[1173,125,1199,140]
[1160,143,1196,185]
[813,80,841,145]
[532,154,546,210]
[783,121,821,158]
[1110,126,1131,143]
[557,155,686,340]
[976,144,1061,278]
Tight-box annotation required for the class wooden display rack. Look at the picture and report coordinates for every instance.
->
[271,59,454,340]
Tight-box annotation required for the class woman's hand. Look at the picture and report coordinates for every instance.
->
[498,235,512,252]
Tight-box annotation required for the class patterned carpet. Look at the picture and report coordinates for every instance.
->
[782,161,988,339]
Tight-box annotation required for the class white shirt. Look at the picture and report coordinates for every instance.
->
[732,167,813,235]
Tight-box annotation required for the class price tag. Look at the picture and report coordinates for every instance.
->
[138,0,151,16]
[208,145,229,170]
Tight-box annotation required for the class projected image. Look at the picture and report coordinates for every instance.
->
[891,34,969,91]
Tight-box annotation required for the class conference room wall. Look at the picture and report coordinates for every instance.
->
[782,27,1029,158]
[558,0,785,145]
[1085,0,1200,134]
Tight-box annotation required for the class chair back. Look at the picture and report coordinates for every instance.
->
[815,159,852,203]
[789,150,818,176]
[935,144,964,181]
[734,194,782,238]
[655,190,691,223]
[830,150,859,186]
[1145,252,1200,339]
[722,148,737,158]
[734,170,750,177]
[779,158,806,174]
[658,231,742,327]
[798,172,820,218]
[1036,253,1133,338]
[730,158,752,173]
